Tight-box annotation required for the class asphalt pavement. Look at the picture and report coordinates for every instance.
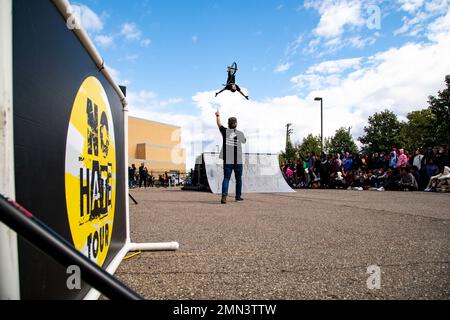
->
[116,188,450,300]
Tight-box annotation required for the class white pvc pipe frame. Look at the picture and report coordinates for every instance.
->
[0,0,179,300]
[0,0,21,300]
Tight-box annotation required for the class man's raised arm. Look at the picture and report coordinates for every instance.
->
[215,110,222,128]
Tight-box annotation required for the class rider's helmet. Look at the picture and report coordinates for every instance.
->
[230,84,237,92]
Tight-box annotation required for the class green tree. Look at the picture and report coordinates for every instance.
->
[428,75,450,146]
[399,109,436,151]
[358,110,404,153]
[326,127,358,155]
[298,134,322,156]
[279,140,298,163]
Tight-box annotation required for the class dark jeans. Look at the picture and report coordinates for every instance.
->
[222,164,243,198]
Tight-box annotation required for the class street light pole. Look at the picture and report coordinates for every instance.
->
[314,97,323,154]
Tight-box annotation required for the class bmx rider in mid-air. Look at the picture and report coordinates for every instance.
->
[215,63,249,100]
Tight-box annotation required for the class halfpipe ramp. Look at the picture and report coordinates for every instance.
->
[202,153,294,194]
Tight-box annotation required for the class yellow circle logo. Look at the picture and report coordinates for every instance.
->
[65,76,116,267]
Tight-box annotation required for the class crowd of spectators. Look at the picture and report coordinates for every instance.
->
[128,163,177,189]
[281,147,450,192]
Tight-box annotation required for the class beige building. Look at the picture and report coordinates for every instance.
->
[128,116,186,173]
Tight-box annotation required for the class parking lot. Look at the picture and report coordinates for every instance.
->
[117,188,450,300]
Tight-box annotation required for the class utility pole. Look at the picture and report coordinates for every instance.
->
[286,123,293,152]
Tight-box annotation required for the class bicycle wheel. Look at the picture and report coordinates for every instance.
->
[228,62,238,76]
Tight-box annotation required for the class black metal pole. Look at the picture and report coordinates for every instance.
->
[321,99,323,155]
[0,194,143,300]
[129,193,138,205]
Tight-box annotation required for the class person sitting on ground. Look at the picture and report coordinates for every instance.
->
[399,167,418,191]
[425,166,450,192]
[148,173,154,187]
[351,167,365,190]
[343,169,355,189]
[319,154,331,189]
[368,170,379,188]
[383,169,398,191]
[334,171,346,189]
[362,170,374,190]
[306,168,320,188]
[410,166,422,191]
[373,168,388,190]
[424,158,440,186]
[436,148,449,172]
[371,153,383,170]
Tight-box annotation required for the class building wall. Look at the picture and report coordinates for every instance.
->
[128,116,186,173]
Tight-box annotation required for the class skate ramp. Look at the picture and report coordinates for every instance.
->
[203,153,295,194]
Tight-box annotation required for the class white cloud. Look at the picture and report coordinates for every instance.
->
[106,65,130,86]
[427,6,450,41]
[394,11,429,36]
[285,34,305,57]
[398,0,424,13]
[301,1,381,55]
[274,63,293,73]
[290,74,325,91]
[394,0,449,37]
[424,0,449,12]
[68,4,104,33]
[95,35,114,48]
[140,38,152,47]
[128,90,157,103]
[307,0,365,38]
[306,58,362,75]
[303,38,321,55]
[292,34,450,138]
[127,90,184,110]
[291,58,363,89]
[67,5,153,52]
[348,35,377,48]
[121,23,142,40]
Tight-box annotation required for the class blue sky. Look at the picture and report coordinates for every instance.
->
[74,0,409,99]
[71,0,450,169]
